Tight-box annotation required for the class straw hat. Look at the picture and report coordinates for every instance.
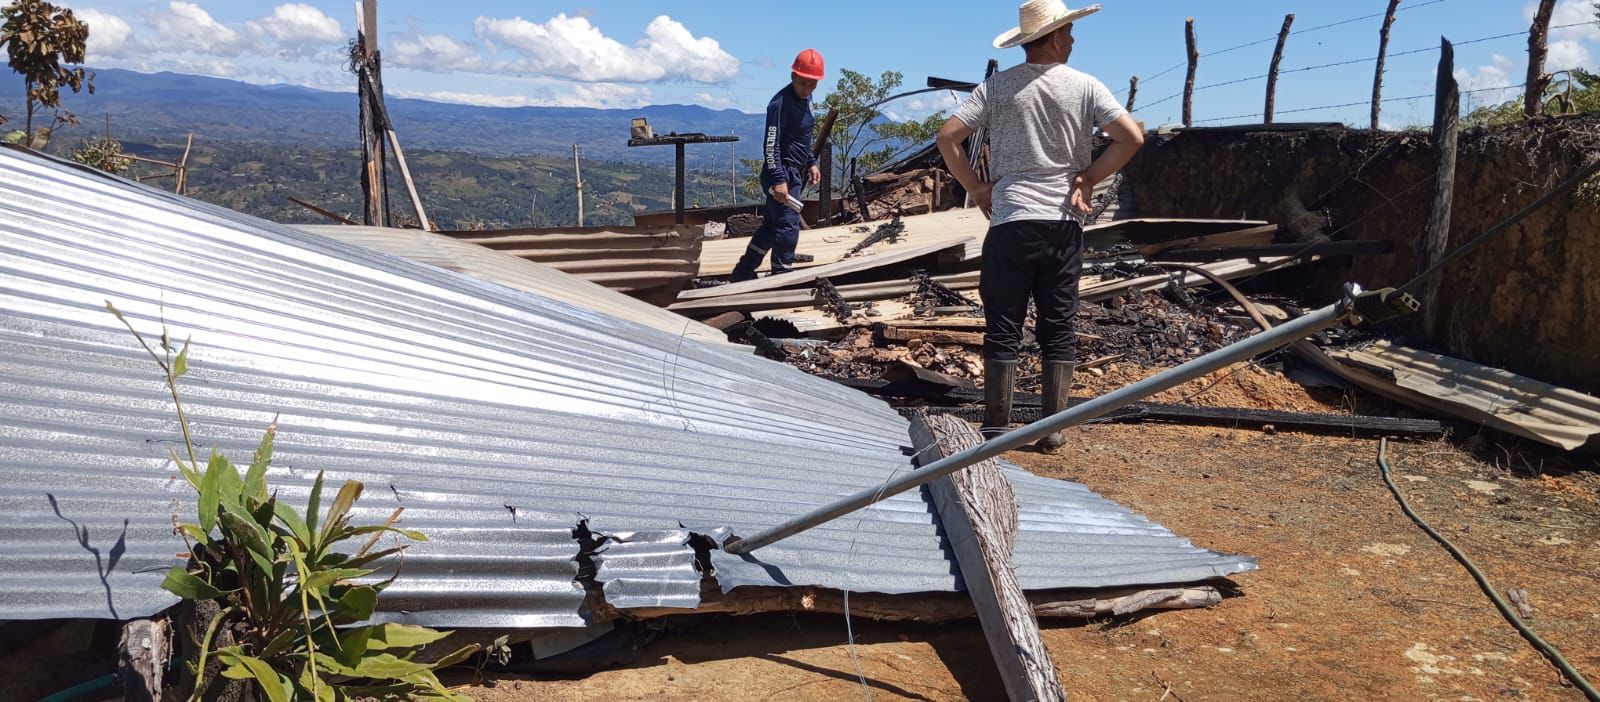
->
[993,0,1101,49]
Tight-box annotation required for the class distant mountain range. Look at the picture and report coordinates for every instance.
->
[1,68,766,168]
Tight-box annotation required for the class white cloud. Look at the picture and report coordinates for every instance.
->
[1546,0,1600,42]
[390,32,484,72]
[693,92,736,109]
[154,1,244,56]
[79,9,136,59]
[394,83,654,109]
[1548,39,1596,72]
[1455,53,1520,106]
[473,13,737,83]
[245,3,343,46]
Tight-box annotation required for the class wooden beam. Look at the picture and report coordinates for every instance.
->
[881,326,984,346]
[812,107,838,160]
[1126,75,1139,112]
[825,377,1451,437]
[361,0,378,60]
[355,0,387,227]
[387,129,432,230]
[1371,0,1401,131]
[595,581,1224,623]
[1183,18,1199,128]
[910,413,1067,702]
[1526,0,1557,118]
[1137,223,1279,257]
[1422,38,1459,339]
[1264,14,1295,124]
[287,196,358,225]
[1152,239,1393,262]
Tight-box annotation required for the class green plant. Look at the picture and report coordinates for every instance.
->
[106,301,477,701]
[70,135,131,174]
[0,0,94,146]
[817,68,946,193]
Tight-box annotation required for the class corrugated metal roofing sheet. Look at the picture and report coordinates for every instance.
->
[293,224,732,349]
[441,224,702,306]
[0,147,1253,629]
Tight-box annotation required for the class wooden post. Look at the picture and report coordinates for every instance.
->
[175,132,193,194]
[911,413,1067,702]
[1264,14,1295,124]
[851,157,872,222]
[1126,75,1139,112]
[1526,0,1557,118]
[730,131,737,205]
[675,142,687,224]
[355,0,387,226]
[819,146,833,223]
[386,129,432,230]
[1422,38,1458,338]
[118,618,171,702]
[1371,0,1401,130]
[572,144,585,227]
[1183,18,1198,127]
[964,58,1001,208]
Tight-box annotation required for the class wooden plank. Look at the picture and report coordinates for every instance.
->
[386,129,432,231]
[118,618,170,702]
[883,361,977,391]
[288,196,357,225]
[828,377,1449,436]
[888,317,988,331]
[883,326,984,346]
[910,413,1067,702]
[678,238,973,300]
[593,582,1223,623]
[1136,224,1278,257]
[1153,239,1393,262]
[1422,39,1459,338]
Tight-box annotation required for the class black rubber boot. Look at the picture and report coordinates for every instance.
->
[982,359,1016,439]
[1036,360,1073,454]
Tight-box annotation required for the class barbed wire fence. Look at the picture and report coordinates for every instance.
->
[1111,0,1591,129]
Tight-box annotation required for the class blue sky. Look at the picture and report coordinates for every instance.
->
[67,0,1600,127]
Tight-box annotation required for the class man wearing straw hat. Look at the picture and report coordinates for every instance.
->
[937,0,1144,452]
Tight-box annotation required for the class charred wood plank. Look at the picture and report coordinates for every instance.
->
[1154,240,1393,262]
[910,413,1066,702]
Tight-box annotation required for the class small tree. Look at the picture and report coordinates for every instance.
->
[817,69,946,193]
[0,0,93,145]
[70,134,131,173]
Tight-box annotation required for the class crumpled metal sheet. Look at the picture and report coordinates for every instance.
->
[0,147,1254,629]
[587,527,701,611]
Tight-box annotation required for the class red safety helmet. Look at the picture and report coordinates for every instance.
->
[792,49,825,81]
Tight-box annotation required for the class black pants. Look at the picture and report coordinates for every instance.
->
[979,219,1085,363]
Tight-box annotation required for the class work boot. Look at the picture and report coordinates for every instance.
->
[1036,360,1074,454]
[982,359,1017,439]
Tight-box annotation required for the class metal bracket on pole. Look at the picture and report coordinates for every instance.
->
[723,284,1409,555]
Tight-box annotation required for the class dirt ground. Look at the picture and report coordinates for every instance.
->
[457,364,1600,702]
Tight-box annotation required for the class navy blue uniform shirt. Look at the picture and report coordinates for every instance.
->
[761,84,816,190]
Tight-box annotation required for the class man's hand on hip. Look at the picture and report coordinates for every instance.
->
[971,182,994,218]
[1070,175,1096,215]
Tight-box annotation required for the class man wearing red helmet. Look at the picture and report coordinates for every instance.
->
[731,49,826,282]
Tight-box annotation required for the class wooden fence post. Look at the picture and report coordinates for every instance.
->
[1183,18,1199,127]
[1526,0,1557,118]
[1264,14,1295,124]
[1372,0,1401,130]
[1422,37,1459,339]
[356,0,388,227]
[1126,75,1139,112]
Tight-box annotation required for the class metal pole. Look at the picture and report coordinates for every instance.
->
[724,301,1349,555]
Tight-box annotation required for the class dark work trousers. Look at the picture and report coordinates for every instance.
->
[979,219,1086,363]
[730,185,802,282]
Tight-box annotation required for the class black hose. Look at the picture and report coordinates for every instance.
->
[1377,438,1600,701]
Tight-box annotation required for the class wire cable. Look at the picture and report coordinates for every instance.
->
[1378,439,1600,701]
[1394,155,1600,296]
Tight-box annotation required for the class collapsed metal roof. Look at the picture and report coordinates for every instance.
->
[0,146,1253,629]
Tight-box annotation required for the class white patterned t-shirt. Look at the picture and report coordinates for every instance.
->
[953,62,1127,226]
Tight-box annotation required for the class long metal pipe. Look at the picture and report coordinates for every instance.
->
[724,301,1348,554]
